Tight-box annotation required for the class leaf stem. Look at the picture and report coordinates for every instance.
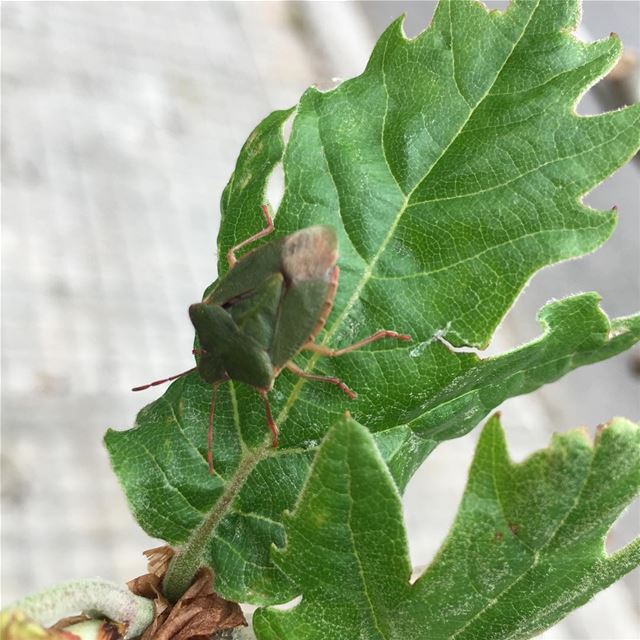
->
[163,449,265,602]
[6,578,154,639]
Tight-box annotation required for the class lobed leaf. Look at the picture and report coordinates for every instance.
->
[105,294,640,601]
[106,0,640,602]
[253,415,640,639]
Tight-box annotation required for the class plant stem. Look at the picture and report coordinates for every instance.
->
[7,578,154,639]
[163,449,264,602]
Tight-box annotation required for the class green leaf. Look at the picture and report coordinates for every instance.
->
[105,294,640,601]
[253,415,640,640]
[105,0,640,602]
[377,293,640,489]
[253,415,412,640]
[399,416,640,639]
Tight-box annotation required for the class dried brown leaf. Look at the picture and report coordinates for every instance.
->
[128,547,246,640]
[143,546,175,579]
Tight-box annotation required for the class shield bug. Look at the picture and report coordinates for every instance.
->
[133,205,411,474]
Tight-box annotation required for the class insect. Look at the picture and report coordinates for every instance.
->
[133,205,411,474]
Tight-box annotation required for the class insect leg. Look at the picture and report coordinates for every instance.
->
[258,389,279,448]
[131,367,197,392]
[302,330,411,357]
[286,362,357,400]
[227,204,274,268]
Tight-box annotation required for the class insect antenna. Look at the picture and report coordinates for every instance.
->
[131,367,197,392]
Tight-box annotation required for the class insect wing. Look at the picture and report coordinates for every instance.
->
[281,225,337,281]
[269,278,333,368]
[270,226,339,369]
[228,272,284,351]
[205,237,286,306]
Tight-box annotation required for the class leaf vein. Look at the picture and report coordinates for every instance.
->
[408,116,639,206]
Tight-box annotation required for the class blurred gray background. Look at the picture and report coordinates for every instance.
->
[2,2,638,638]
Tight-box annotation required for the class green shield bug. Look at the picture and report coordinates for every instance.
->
[133,205,411,474]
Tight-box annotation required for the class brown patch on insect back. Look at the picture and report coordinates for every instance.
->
[494,531,504,542]
[307,265,339,343]
[282,226,338,281]
[508,522,520,536]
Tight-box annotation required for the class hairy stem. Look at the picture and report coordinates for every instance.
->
[7,578,154,639]
[163,449,265,602]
